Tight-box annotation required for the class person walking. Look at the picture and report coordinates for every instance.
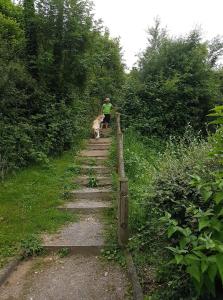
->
[101,97,113,128]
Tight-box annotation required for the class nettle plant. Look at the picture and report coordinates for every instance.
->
[161,106,223,297]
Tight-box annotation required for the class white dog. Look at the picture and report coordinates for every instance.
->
[92,114,105,139]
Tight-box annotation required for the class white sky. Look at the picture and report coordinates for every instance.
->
[92,0,223,69]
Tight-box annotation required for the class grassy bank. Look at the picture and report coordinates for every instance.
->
[0,149,81,268]
[123,129,216,299]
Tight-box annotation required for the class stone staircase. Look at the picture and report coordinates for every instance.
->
[42,128,113,255]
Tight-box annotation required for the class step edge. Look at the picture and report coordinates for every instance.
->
[71,190,113,193]
[57,207,113,213]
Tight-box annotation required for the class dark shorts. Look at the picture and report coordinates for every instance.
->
[103,114,111,123]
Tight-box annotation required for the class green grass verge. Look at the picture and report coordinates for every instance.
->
[0,150,80,268]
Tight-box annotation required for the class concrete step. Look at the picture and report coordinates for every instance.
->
[100,128,112,138]
[101,133,112,138]
[86,144,110,151]
[80,166,110,176]
[70,188,113,200]
[101,128,112,132]
[58,200,112,214]
[43,245,103,255]
[88,138,112,144]
[75,176,112,187]
[78,157,107,166]
[80,150,109,158]
[42,215,105,255]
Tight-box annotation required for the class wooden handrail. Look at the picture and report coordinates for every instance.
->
[116,114,143,299]
[116,113,129,246]
[116,113,125,178]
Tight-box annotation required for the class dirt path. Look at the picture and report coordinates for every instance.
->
[0,129,131,300]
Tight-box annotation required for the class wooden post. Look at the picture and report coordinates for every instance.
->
[116,115,143,297]
[116,112,121,134]
[116,112,129,247]
[116,113,122,174]
[118,177,129,246]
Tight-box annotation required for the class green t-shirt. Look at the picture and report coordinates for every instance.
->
[102,103,112,114]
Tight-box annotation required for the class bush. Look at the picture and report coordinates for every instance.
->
[161,106,223,299]
[124,128,219,299]
[150,131,214,222]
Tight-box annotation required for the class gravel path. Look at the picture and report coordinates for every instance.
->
[1,255,130,300]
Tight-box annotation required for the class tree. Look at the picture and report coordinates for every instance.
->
[0,0,125,178]
[121,23,223,136]
[208,36,223,67]
[23,0,38,77]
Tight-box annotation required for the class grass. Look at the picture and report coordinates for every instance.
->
[0,150,80,268]
[123,129,165,232]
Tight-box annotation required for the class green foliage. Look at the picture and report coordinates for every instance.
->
[0,0,124,178]
[58,247,70,258]
[0,0,23,22]
[120,20,223,136]
[23,0,38,76]
[88,176,98,188]
[161,106,223,298]
[101,247,126,267]
[66,164,81,174]
[124,129,165,231]
[124,129,218,299]
[21,235,43,257]
[86,28,125,105]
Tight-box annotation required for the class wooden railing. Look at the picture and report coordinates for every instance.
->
[116,113,144,299]
[116,113,129,246]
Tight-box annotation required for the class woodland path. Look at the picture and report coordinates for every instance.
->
[0,128,130,300]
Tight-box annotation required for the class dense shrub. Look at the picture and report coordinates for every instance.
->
[161,107,223,299]
[124,128,219,299]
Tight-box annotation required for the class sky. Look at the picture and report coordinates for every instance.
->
[92,0,223,69]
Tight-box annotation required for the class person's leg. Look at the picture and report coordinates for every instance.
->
[102,118,105,129]
[103,115,109,129]
[106,114,111,128]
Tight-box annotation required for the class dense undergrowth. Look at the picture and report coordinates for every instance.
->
[124,126,223,299]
